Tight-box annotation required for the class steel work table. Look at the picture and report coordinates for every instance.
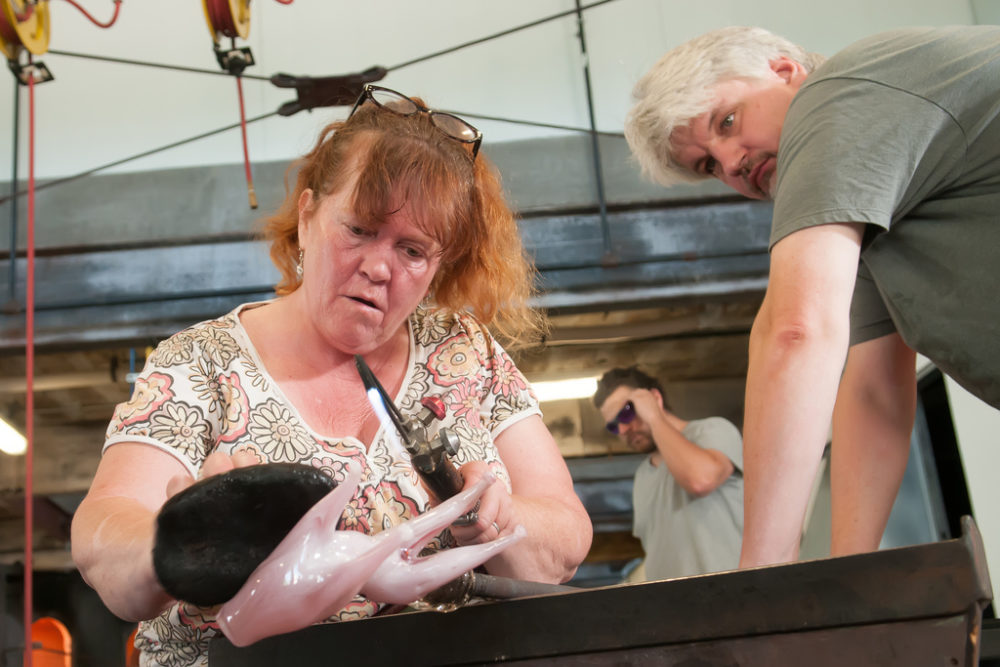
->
[211,516,993,666]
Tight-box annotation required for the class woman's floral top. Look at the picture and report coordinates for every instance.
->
[104,301,540,667]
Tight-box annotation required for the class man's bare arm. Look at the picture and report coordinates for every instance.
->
[831,332,916,556]
[740,222,864,568]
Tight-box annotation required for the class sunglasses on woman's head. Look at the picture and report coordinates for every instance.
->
[348,84,483,159]
[605,400,637,434]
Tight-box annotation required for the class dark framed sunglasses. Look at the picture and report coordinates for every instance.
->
[349,84,483,159]
[605,401,637,434]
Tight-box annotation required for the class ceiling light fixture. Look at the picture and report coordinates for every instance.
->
[531,376,599,403]
[0,417,27,456]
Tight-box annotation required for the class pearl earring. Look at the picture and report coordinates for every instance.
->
[296,248,304,280]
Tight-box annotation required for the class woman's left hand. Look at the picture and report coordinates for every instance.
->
[437,415,592,583]
[448,460,514,545]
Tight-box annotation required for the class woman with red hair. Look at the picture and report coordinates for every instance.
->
[72,86,592,666]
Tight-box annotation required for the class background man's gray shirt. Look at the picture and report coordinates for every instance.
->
[632,417,744,580]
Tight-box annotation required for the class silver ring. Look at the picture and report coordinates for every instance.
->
[491,521,500,535]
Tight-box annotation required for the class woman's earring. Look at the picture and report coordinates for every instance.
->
[296,248,304,280]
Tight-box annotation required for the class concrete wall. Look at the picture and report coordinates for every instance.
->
[946,379,1000,604]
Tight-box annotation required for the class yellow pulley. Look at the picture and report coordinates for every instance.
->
[0,0,51,61]
[202,0,251,43]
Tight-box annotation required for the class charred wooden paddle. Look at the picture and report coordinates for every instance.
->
[153,463,338,607]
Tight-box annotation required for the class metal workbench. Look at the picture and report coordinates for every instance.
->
[211,516,993,666]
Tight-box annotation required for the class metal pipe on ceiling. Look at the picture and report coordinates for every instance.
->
[0,370,127,393]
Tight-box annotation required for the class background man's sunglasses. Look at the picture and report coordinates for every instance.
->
[605,401,637,434]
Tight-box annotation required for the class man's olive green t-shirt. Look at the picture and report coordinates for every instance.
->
[772,26,1000,407]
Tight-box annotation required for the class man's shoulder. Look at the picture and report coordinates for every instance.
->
[814,25,1000,86]
[685,416,740,437]
[684,417,744,468]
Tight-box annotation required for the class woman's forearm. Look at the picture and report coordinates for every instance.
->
[71,496,174,621]
[483,494,592,583]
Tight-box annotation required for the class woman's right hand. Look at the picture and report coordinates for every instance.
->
[165,449,261,499]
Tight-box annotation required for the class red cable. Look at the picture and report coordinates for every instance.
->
[0,2,33,32]
[61,0,122,29]
[235,76,257,208]
[24,62,36,667]
[203,0,236,37]
[12,3,34,22]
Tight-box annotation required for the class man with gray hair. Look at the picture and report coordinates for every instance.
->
[626,26,827,192]
[625,25,1000,569]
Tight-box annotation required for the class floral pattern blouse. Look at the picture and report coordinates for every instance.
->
[104,301,540,667]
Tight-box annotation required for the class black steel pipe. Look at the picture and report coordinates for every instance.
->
[469,573,577,599]
[574,0,613,261]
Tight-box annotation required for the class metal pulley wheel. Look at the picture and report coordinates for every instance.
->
[202,0,251,43]
[0,0,51,60]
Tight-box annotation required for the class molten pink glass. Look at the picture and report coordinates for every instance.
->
[217,463,523,646]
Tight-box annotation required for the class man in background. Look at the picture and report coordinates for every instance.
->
[594,366,743,580]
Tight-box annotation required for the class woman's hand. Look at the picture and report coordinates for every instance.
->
[448,460,515,545]
[446,416,593,584]
[165,449,261,499]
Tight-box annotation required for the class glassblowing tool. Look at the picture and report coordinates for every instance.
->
[354,354,471,518]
